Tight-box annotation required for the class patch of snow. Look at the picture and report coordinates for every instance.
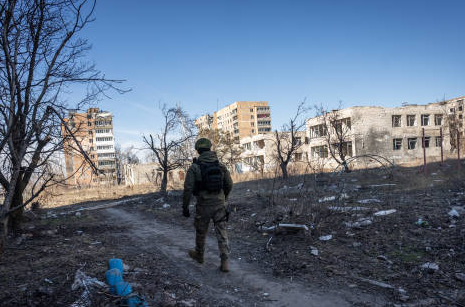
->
[448,209,460,218]
[318,196,336,203]
[421,262,439,271]
[373,209,397,216]
[319,234,333,241]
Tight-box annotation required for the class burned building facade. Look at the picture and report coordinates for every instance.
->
[306,96,464,169]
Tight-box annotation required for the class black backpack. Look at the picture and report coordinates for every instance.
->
[193,159,224,193]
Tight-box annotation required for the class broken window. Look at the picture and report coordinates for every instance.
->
[392,115,402,127]
[434,114,443,126]
[408,138,417,149]
[293,137,302,146]
[310,124,326,138]
[423,136,430,148]
[311,145,328,158]
[243,142,251,150]
[294,152,303,161]
[393,138,402,150]
[421,114,430,126]
[343,141,353,157]
[407,115,416,126]
[435,136,442,147]
[342,117,351,129]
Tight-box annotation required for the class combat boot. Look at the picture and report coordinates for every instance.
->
[188,250,204,264]
[220,257,229,273]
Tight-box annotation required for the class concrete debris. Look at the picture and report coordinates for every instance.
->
[352,242,362,248]
[329,206,368,212]
[448,208,460,218]
[155,197,165,204]
[76,230,83,236]
[420,262,439,271]
[368,184,396,188]
[258,223,309,233]
[75,212,81,217]
[319,196,336,203]
[373,209,397,216]
[356,277,395,289]
[179,299,196,307]
[357,199,381,204]
[263,293,270,297]
[162,204,171,208]
[344,218,372,228]
[319,235,333,241]
[44,278,53,284]
[310,246,319,256]
[452,206,465,215]
[251,213,257,217]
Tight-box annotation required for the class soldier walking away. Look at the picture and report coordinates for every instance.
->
[182,138,233,272]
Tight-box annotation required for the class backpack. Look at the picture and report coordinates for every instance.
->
[193,159,224,193]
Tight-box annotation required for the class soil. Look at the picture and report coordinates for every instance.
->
[1,164,464,306]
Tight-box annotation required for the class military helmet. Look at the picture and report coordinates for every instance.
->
[195,138,212,151]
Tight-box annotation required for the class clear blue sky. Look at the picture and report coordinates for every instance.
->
[74,0,465,151]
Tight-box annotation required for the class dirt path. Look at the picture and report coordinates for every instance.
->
[103,205,385,307]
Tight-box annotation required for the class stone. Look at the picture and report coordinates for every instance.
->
[420,262,439,272]
[455,273,465,282]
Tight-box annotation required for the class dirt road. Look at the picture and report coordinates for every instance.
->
[103,204,384,307]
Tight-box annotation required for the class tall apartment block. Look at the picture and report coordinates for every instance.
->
[62,107,116,186]
[195,101,272,141]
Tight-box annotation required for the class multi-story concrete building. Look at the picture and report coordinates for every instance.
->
[195,101,272,141]
[62,108,117,186]
[306,96,464,168]
[238,131,308,173]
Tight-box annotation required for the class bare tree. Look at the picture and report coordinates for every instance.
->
[274,101,309,179]
[314,103,353,172]
[0,0,125,253]
[143,104,195,194]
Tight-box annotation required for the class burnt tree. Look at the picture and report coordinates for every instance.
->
[274,101,309,179]
[143,104,194,194]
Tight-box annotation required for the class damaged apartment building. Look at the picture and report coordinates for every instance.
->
[62,108,117,186]
[306,96,465,168]
[238,131,308,173]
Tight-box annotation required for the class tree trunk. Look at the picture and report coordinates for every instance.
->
[160,170,168,194]
[0,217,8,259]
[9,187,24,230]
[280,162,288,179]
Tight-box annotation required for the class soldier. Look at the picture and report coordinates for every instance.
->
[182,138,233,272]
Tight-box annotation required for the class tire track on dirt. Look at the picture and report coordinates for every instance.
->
[103,206,385,307]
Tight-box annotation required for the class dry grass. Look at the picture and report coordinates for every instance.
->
[38,184,158,209]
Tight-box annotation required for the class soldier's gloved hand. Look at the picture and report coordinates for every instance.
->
[183,208,190,218]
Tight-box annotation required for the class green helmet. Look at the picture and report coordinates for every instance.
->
[195,138,212,151]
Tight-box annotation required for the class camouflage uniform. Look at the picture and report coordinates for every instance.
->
[183,150,233,261]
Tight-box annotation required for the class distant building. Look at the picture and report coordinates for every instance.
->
[238,131,308,173]
[195,101,272,141]
[306,96,465,168]
[62,108,116,186]
[123,163,185,187]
